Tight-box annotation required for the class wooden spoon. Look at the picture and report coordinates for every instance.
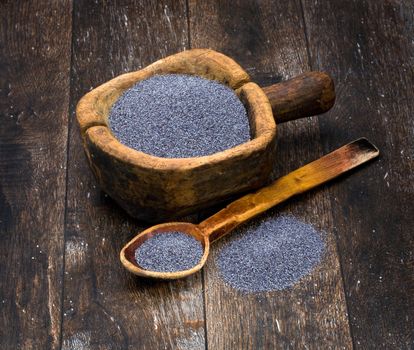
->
[120,138,379,280]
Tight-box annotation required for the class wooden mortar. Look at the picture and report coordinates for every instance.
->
[76,49,335,222]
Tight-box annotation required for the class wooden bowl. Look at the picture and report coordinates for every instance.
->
[76,49,334,222]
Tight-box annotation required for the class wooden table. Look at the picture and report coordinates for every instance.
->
[1,1,413,349]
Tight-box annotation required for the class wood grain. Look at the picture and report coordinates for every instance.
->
[0,1,72,349]
[1,1,412,349]
[302,0,414,348]
[263,71,335,124]
[62,1,205,349]
[189,0,353,348]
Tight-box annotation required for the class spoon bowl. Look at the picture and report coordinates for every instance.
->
[120,222,210,279]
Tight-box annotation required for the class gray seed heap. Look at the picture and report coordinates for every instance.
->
[135,232,203,272]
[216,215,325,293]
[109,74,250,158]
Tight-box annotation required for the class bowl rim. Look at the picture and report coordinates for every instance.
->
[77,48,277,172]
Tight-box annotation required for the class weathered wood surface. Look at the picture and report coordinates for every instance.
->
[1,0,413,349]
[302,0,414,348]
[0,1,72,349]
[189,0,353,348]
[61,1,205,350]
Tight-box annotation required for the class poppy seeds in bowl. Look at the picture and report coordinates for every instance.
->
[109,74,250,158]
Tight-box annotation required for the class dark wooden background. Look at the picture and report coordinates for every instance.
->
[1,1,413,349]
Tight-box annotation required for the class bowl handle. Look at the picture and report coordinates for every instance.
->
[262,71,335,124]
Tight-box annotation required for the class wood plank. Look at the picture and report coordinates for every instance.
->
[189,1,353,348]
[0,1,72,349]
[302,0,414,348]
[61,2,206,349]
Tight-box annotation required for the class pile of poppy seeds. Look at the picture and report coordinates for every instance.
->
[113,74,325,291]
[109,74,250,158]
[215,215,325,293]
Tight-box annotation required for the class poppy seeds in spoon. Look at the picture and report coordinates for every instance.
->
[135,232,203,273]
[109,74,250,158]
[216,216,325,293]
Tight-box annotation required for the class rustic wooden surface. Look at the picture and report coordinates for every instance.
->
[0,1,72,349]
[1,0,413,349]
[190,1,353,349]
[62,2,206,350]
[302,1,414,348]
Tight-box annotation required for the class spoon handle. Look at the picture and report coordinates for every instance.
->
[198,138,379,243]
